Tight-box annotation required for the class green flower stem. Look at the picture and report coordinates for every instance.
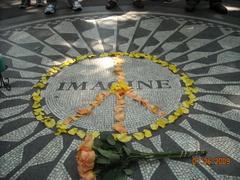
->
[127,151,207,162]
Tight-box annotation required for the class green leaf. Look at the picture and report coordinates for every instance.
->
[96,157,111,164]
[123,168,133,176]
[100,132,110,142]
[96,148,120,161]
[94,138,103,148]
[131,149,141,155]
[115,143,124,154]
[107,135,116,146]
[123,145,131,156]
[116,170,127,180]
[102,169,116,180]
[94,168,102,175]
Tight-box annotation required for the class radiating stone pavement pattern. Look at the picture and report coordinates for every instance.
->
[0,12,240,180]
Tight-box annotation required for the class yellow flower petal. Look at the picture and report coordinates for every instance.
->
[59,63,69,68]
[189,94,197,102]
[143,129,152,138]
[55,130,61,136]
[117,133,132,143]
[76,130,86,139]
[68,128,79,135]
[33,82,45,88]
[32,103,41,109]
[185,79,194,86]
[56,123,68,130]
[46,67,60,76]
[160,61,169,67]
[156,60,163,64]
[150,123,158,130]
[33,111,43,116]
[76,55,88,61]
[68,59,76,64]
[87,55,96,59]
[91,131,100,138]
[48,67,60,74]
[180,107,190,114]
[182,101,190,108]
[41,76,48,81]
[34,108,43,113]
[133,132,145,140]
[168,115,178,123]
[33,96,42,102]
[112,133,120,140]
[168,64,179,73]
[99,53,109,57]
[151,59,160,63]
[33,108,44,116]
[173,110,182,117]
[156,119,167,128]
[55,128,67,135]
[44,119,56,128]
[35,111,44,115]
[36,115,44,121]
[184,88,192,95]
[180,74,189,81]
[40,80,48,85]
[191,87,199,94]
[32,90,41,97]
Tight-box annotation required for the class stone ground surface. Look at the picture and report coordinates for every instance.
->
[0,0,240,180]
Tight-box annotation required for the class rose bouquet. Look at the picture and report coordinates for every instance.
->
[76,133,207,180]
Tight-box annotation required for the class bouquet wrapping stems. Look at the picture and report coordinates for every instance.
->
[126,150,207,161]
[76,134,207,180]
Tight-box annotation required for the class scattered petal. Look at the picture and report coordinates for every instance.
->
[150,105,159,114]
[156,119,167,128]
[168,64,179,73]
[36,115,44,121]
[160,61,169,67]
[76,107,92,116]
[168,115,178,123]
[44,118,56,128]
[180,107,189,114]
[55,128,67,135]
[68,128,79,135]
[91,131,100,138]
[117,133,132,143]
[189,94,197,102]
[112,122,127,133]
[133,132,145,140]
[77,130,86,139]
[182,101,190,108]
[32,90,41,97]
[33,82,45,88]
[32,103,41,109]
[56,122,68,130]
[150,123,158,130]
[143,129,152,138]
[114,112,125,122]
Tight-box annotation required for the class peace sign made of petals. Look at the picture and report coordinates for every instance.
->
[62,56,165,134]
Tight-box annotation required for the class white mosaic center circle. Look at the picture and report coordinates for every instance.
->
[44,57,184,132]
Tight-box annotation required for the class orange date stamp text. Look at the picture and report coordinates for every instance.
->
[192,157,231,166]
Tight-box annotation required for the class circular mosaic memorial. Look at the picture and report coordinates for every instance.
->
[0,12,240,180]
[44,55,184,133]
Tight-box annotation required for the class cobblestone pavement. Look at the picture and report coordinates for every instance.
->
[0,1,240,180]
